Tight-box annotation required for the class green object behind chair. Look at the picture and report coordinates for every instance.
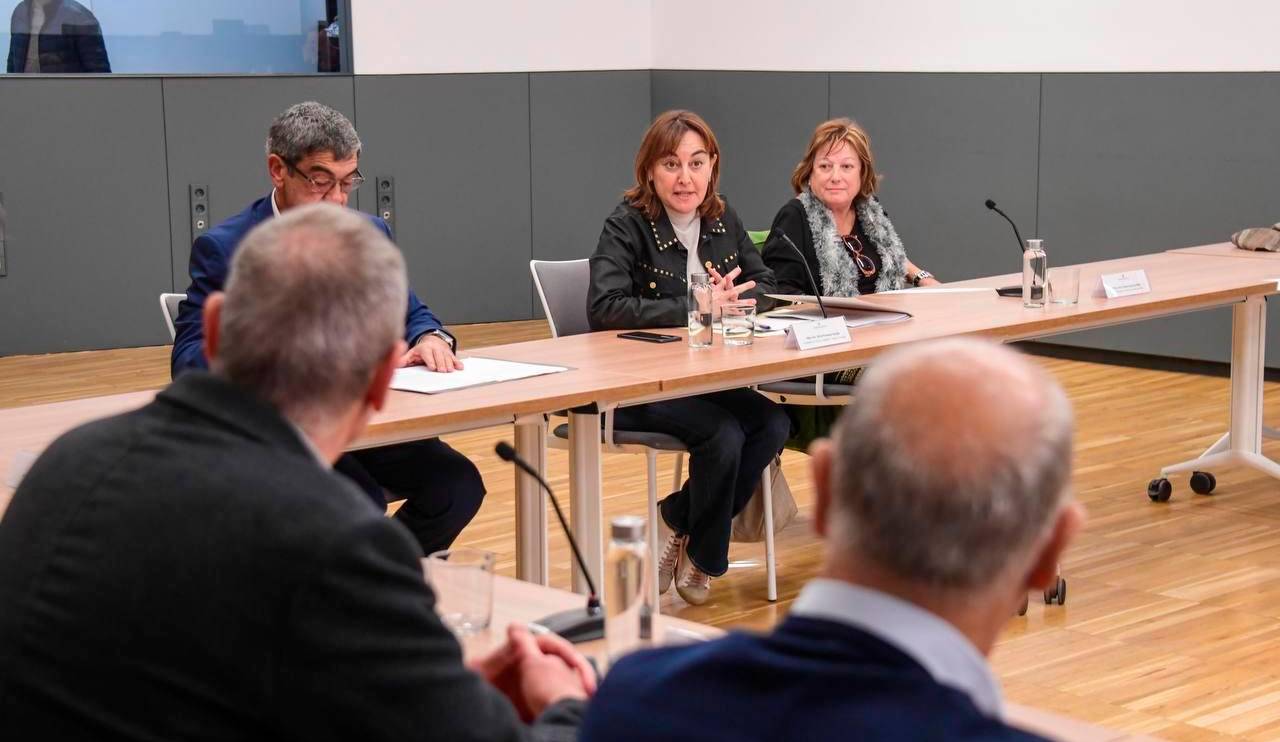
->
[747,229,769,250]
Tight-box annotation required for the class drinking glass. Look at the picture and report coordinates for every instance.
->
[1049,267,1081,305]
[721,302,756,346]
[425,548,495,636]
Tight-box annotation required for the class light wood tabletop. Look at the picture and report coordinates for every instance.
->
[1168,242,1280,260]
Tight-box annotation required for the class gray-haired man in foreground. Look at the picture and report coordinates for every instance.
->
[582,338,1085,741]
[0,205,593,741]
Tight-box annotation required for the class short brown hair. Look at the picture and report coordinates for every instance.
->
[624,110,725,221]
[790,118,880,199]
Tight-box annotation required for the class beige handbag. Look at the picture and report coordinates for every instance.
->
[731,457,798,542]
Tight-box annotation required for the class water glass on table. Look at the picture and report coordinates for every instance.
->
[1048,267,1081,305]
[721,301,756,346]
[425,547,495,636]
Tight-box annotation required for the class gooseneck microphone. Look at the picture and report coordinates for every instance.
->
[984,199,1027,256]
[983,199,1030,298]
[494,441,604,643]
[776,231,829,318]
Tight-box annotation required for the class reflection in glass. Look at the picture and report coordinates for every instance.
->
[3,1,344,74]
[7,0,111,73]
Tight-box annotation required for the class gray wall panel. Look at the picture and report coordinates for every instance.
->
[530,71,651,315]
[163,76,357,291]
[650,71,827,230]
[354,74,532,324]
[0,78,171,355]
[1036,73,1280,363]
[829,73,1042,285]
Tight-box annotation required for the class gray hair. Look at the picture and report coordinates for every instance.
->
[214,204,406,429]
[829,338,1073,589]
[265,101,362,163]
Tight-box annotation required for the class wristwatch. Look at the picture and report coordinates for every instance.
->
[418,329,457,353]
[911,271,934,287]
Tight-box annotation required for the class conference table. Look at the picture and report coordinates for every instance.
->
[3,247,1278,598]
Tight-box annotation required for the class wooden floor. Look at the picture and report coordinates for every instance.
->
[4,321,1280,741]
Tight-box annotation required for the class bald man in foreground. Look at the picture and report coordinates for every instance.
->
[581,338,1084,741]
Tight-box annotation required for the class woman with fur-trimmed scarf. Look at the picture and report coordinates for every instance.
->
[762,118,938,447]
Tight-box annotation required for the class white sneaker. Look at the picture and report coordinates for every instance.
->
[657,532,685,595]
[676,557,711,606]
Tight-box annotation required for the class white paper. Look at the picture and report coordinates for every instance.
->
[1099,269,1151,298]
[759,307,909,333]
[784,316,853,350]
[878,287,998,296]
[391,357,568,394]
[767,294,913,317]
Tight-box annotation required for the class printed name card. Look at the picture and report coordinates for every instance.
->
[1099,269,1151,299]
[784,316,852,350]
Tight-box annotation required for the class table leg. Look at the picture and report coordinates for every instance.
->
[514,417,548,585]
[1161,296,1280,481]
[568,406,605,597]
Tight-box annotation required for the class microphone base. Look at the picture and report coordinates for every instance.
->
[530,603,606,644]
[996,285,1023,298]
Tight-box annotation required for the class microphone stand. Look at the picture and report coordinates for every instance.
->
[985,199,1029,298]
[777,231,830,318]
[495,442,604,643]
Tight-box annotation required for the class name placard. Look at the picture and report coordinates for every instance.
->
[784,316,852,350]
[1099,269,1151,298]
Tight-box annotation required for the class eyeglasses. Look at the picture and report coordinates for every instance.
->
[283,159,365,195]
[840,234,877,278]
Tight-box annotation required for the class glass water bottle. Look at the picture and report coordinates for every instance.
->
[687,272,714,348]
[1022,239,1047,308]
[604,516,650,666]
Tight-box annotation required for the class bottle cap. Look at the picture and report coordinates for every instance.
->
[689,272,709,285]
[611,515,646,541]
[1026,238,1044,251]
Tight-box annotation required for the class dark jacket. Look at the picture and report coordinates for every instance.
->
[7,0,110,73]
[171,195,445,378]
[0,372,583,741]
[581,616,1046,742]
[587,200,776,330]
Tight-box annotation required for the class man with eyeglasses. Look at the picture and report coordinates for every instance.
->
[171,101,486,557]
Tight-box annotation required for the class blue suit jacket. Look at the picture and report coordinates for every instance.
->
[581,616,1047,742]
[171,195,444,378]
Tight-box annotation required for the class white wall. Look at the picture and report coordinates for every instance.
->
[651,0,1280,72]
[351,1,651,74]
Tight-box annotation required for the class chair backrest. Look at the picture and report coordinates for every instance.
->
[159,292,185,342]
[529,259,591,338]
[747,229,770,250]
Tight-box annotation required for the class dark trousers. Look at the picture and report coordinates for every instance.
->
[613,388,791,576]
[334,438,486,556]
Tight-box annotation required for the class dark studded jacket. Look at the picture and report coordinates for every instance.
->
[588,199,777,330]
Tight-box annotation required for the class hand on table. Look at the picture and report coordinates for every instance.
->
[918,276,942,287]
[708,266,757,309]
[468,623,596,722]
[399,333,463,372]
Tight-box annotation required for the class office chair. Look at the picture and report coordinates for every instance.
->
[160,293,185,342]
[529,258,778,605]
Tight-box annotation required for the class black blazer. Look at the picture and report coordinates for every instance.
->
[587,200,776,330]
[7,0,111,73]
[0,373,582,741]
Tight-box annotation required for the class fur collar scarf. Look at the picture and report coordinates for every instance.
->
[797,188,908,296]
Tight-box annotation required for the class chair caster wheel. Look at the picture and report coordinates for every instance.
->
[1043,576,1066,606]
[1147,478,1172,502]
[1190,471,1217,495]
[1017,595,1029,616]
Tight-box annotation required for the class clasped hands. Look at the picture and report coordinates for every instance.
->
[468,623,598,722]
